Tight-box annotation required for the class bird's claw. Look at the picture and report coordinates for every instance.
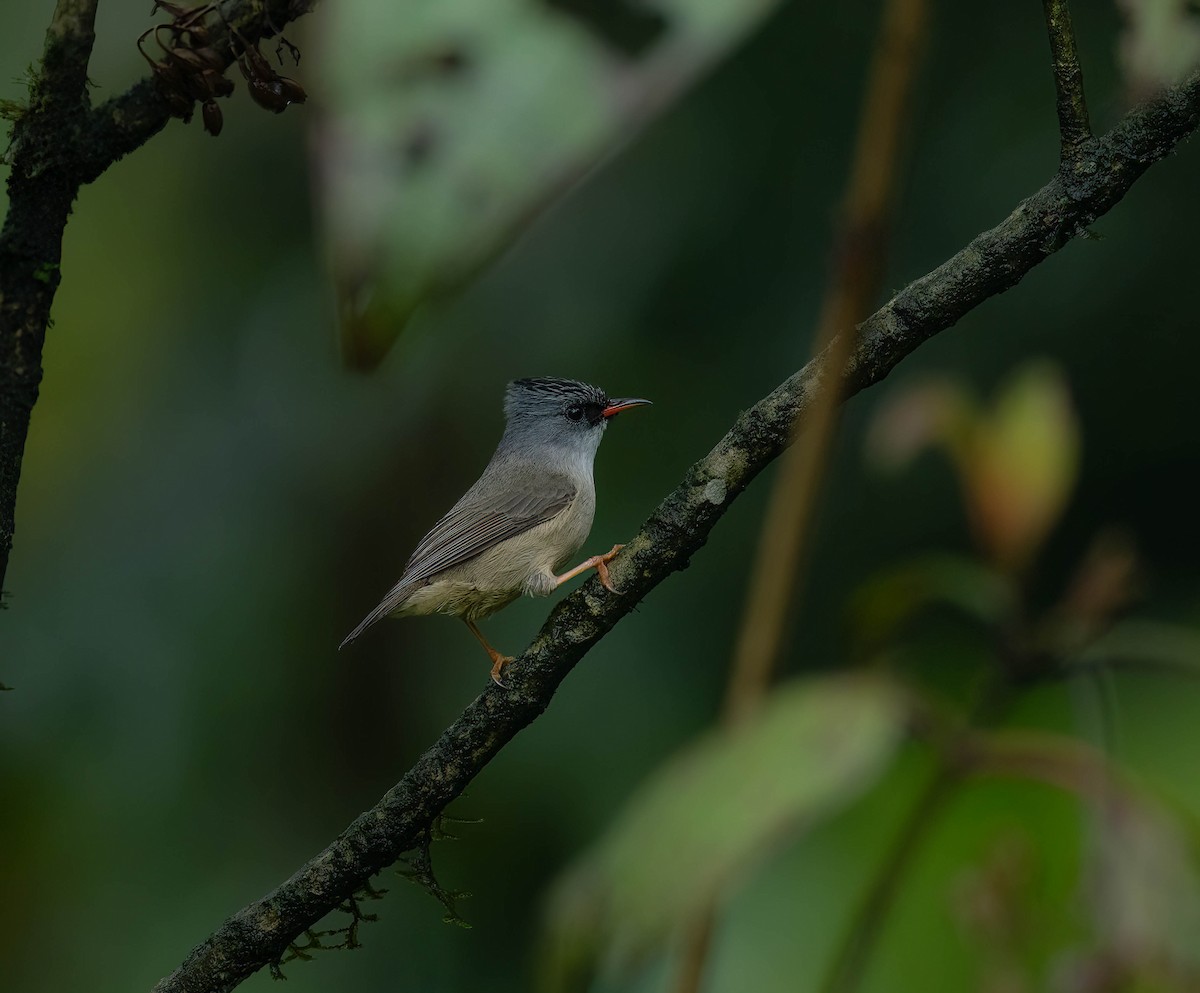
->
[596,543,625,595]
[489,654,514,687]
[595,559,621,595]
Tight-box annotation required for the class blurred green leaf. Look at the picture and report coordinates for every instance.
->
[966,362,1079,572]
[1073,619,1200,677]
[312,0,787,368]
[1119,0,1200,99]
[968,730,1200,979]
[539,674,908,991]
[849,552,1015,651]
[869,362,1079,573]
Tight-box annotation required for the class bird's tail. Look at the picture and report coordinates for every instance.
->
[339,609,385,650]
[339,581,412,650]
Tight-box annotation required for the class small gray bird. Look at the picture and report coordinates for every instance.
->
[340,377,651,683]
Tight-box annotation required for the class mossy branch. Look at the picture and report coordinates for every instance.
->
[149,67,1200,993]
[0,0,317,593]
[1041,0,1092,161]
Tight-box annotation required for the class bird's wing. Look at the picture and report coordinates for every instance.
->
[400,476,576,586]
[339,473,576,648]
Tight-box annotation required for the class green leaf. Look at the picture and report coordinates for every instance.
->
[1073,619,1200,677]
[312,0,789,368]
[849,552,1015,651]
[966,730,1200,974]
[965,362,1079,571]
[1119,0,1200,98]
[870,362,1079,572]
[539,674,908,991]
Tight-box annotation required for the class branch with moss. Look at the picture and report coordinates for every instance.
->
[0,0,316,593]
[149,65,1200,993]
[1041,0,1092,160]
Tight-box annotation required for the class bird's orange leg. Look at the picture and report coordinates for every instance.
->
[463,618,514,686]
[554,543,625,594]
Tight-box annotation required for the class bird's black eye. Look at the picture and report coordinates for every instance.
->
[565,404,584,422]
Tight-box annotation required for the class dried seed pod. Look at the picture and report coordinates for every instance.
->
[165,45,211,73]
[237,41,275,83]
[183,21,213,47]
[244,75,290,113]
[188,45,224,70]
[201,68,234,98]
[276,75,307,106]
[151,0,190,17]
[201,99,223,136]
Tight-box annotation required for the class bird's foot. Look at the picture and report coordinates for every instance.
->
[594,543,625,594]
[553,543,627,594]
[489,652,515,687]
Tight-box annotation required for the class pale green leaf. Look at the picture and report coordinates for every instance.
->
[539,674,908,991]
[1119,0,1200,98]
[310,0,788,367]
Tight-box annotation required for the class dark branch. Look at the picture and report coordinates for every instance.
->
[0,0,317,593]
[1041,0,1092,160]
[150,68,1200,993]
[78,0,317,183]
[0,0,99,594]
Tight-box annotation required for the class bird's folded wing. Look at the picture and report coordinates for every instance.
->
[400,477,576,586]
[340,476,576,648]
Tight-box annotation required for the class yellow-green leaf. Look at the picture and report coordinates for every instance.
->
[965,363,1079,571]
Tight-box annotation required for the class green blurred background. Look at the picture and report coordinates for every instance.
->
[3,1,1199,992]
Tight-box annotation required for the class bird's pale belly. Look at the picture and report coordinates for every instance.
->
[396,579,521,621]
[393,510,591,622]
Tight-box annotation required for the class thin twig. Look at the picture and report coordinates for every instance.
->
[672,0,929,987]
[818,766,957,993]
[818,664,1019,993]
[149,69,1200,993]
[725,0,928,726]
[1042,0,1093,160]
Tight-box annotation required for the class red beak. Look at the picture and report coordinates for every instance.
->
[601,397,652,419]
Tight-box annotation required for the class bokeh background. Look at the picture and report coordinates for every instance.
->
[2,1,1199,992]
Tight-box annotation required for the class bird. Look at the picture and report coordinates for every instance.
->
[340,377,651,684]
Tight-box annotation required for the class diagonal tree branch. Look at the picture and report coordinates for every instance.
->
[150,68,1200,993]
[1042,0,1092,160]
[0,0,317,594]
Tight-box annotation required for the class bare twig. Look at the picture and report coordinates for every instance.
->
[150,69,1200,993]
[725,0,928,726]
[818,767,958,993]
[673,0,929,987]
[0,0,317,593]
[1042,0,1093,160]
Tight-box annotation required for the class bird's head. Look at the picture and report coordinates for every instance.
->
[503,377,651,459]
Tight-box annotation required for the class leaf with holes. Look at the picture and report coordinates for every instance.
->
[309,0,788,368]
